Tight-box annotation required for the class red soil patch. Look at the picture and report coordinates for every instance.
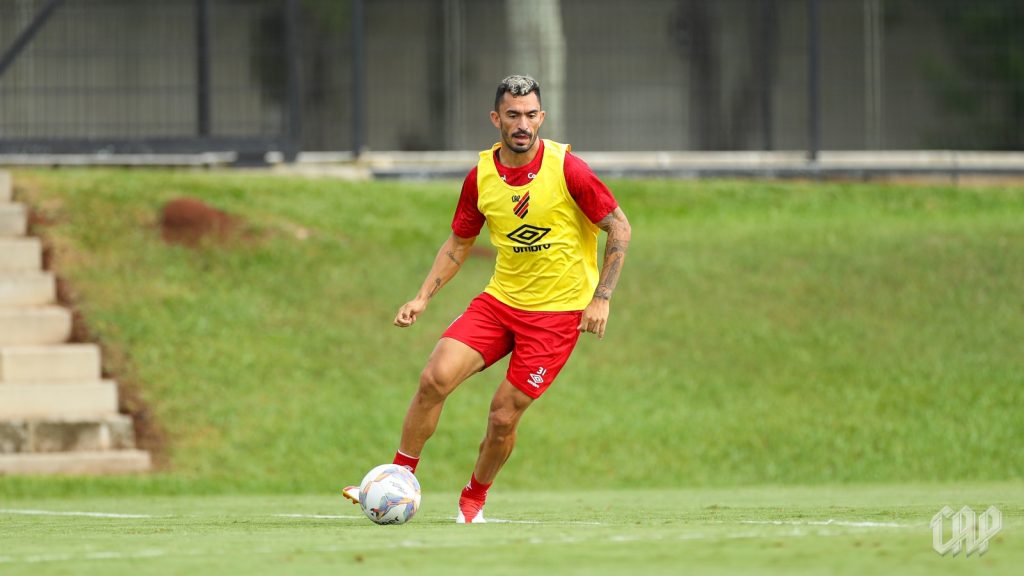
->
[160,197,238,247]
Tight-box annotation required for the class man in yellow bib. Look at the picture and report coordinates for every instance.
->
[345,75,631,523]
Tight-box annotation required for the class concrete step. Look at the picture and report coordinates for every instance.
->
[0,380,119,418]
[0,306,70,345]
[0,450,151,475]
[0,272,56,306]
[0,415,136,453]
[0,238,43,270]
[0,344,101,382]
[0,172,10,202]
[0,203,27,237]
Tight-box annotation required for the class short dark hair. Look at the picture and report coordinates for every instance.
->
[494,75,541,111]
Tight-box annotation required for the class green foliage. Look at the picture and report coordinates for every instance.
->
[910,0,1024,148]
[4,171,1023,497]
[250,0,350,106]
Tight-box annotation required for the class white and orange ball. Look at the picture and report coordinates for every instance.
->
[358,464,421,525]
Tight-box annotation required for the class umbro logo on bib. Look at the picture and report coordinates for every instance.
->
[507,224,550,246]
[507,224,552,254]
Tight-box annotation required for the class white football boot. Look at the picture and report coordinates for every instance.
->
[342,485,360,505]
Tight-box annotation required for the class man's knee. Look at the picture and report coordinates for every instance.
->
[486,381,533,438]
[416,338,484,402]
[487,406,520,439]
[418,364,456,402]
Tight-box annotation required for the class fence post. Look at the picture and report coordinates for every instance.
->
[761,0,776,151]
[196,0,212,137]
[284,0,301,162]
[443,0,464,150]
[807,0,821,162]
[351,0,366,158]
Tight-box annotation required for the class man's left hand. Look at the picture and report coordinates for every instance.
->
[578,297,611,339]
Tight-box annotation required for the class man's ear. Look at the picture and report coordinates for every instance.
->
[490,110,501,129]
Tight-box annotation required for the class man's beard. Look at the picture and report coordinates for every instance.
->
[506,129,534,153]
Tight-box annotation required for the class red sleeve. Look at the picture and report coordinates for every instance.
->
[564,152,618,223]
[451,167,485,238]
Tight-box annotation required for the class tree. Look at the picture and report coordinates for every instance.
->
[670,0,774,150]
[911,0,1024,149]
[505,0,566,141]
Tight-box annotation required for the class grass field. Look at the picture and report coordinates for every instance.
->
[1,483,1020,575]
[2,170,1021,573]
[8,170,1021,493]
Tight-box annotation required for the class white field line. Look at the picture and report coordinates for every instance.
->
[274,513,365,520]
[0,508,918,529]
[274,512,605,525]
[277,513,905,528]
[738,519,915,528]
[0,509,156,519]
[476,518,606,526]
[0,549,170,565]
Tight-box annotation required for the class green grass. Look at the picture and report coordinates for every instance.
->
[4,170,1023,497]
[0,483,1020,575]
[3,170,1022,574]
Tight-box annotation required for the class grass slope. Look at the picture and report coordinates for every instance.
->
[0,483,1020,575]
[4,170,1023,496]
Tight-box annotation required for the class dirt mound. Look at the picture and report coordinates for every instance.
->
[160,197,237,247]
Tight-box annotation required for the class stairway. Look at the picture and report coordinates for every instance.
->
[0,171,151,474]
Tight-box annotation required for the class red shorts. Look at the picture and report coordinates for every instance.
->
[442,293,583,399]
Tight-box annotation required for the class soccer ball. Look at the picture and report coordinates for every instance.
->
[358,464,421,525]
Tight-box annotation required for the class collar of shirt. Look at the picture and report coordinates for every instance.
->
[494,139,545,186]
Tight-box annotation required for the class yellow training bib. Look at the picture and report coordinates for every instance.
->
[477,139,600,311]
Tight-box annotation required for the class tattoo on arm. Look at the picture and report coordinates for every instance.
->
[445,250,462,266]
[428,278,442,299]
[593,209,631,301]
[595,257,621,300]
[594,249,623,300]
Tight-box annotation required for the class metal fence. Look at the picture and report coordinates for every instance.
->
[1,0,1022,158]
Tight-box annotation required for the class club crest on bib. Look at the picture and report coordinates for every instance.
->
[512,191,530,219]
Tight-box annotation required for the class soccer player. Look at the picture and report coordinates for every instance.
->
[345,75,631,523]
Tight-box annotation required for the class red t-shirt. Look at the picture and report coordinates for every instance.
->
[451,140,618,238]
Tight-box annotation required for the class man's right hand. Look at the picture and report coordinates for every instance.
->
[394,298,428,327]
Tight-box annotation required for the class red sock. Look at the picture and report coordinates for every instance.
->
[461,473,491,503]
[393,450,420,474]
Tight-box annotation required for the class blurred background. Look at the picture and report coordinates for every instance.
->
[1,0,1022,160]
